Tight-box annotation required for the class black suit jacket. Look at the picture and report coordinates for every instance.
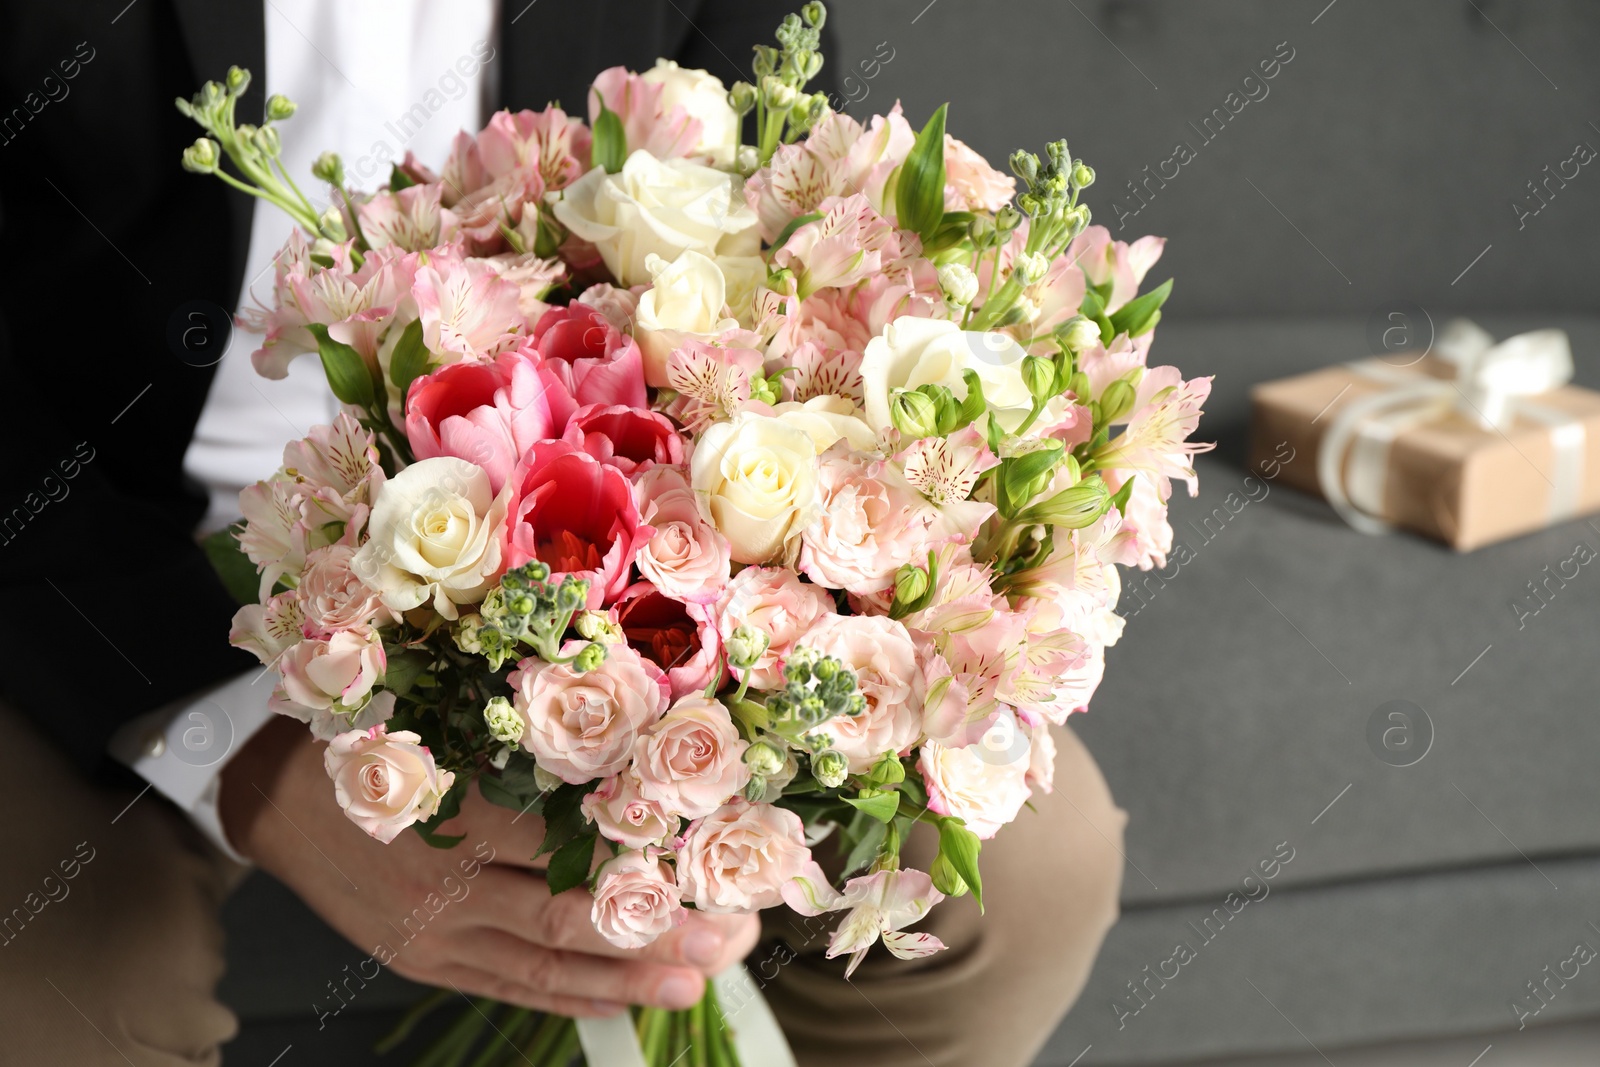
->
[0,0,833,769]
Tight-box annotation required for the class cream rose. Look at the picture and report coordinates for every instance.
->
[676,801,813,913]
[798,614,923,772]
[325,725,456,844]
[918,717,1032,839]
[639,59,740,166]
[591,849,684,950]
[632,694,750,819]
[859,316,1035,434]
[582,772,680,849]
[690,412,820,564]
[635,250,741,387]
[352,457,509,621]
[552,149,759,287]
[771,397,878,454]
[509,643,670,783]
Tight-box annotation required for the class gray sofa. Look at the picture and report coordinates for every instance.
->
[221,2,1600,1063]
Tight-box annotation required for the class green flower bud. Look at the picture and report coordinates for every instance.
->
[891,561,931,612]
[889,388,940,440]
[1021,355,1055,404]
[762,75,797,111]
[251,124,281,157]
[226,66,251,95]
[453,613,488,654]
[1058,315,1102,354]
[1071,162,1096,189]
[1009,150,1039,185]
[1014,251,1049,286]
[995,205,1023,232]
[801,1,827,29]
[745,739,787,778]
[727,624,772,670]
[265,94,297,121]
[799,51,824,81]
[1099,378,1138,423]
[483,696,524,745]
[749,372,782,406]
[182,137,220,174]
[727,80,759,117]
[867,752,906,787]
[572,641,608,673]
[311,151,345,185]
[812,750,849,789]
[1023,478,1111,529]
[753,45,780,79]
[744,775,769,802]
[931,851,970,897]
[967,214,996,245]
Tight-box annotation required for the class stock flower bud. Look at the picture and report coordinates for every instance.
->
[813,750,850,789]
[226,65,251,95]
[572,642,608,672]
[938,263,979,308]
[574,610,624,644]
[182,137,220,174]
[1009,150,1039,185]
[1014,251,1049,286]
[994,205,1023,232]
[762,75,797,110]
[745,739,787,778]
[801,1,827,29]
[483,696,524,745]
[1071,162,1096,189]
[728,80,759,116]
[889,389,941,440]
[251,125,281,157]
[265,93,297,121]
[727,624,772,671]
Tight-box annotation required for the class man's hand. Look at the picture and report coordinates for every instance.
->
[220,718,758,1018]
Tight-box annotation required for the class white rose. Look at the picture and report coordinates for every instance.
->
[352,457,509,622]
[552,149,759,287]
[918,716,1033,839]
[640,59,741,167]
[859,316,1035,434]
[771,396,878,454]
[691,411,820,565]
[635,250,741,387]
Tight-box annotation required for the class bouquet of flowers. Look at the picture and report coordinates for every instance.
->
[180,4,1209,1063]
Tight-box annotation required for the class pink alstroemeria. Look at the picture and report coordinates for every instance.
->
[663,339,763,432]
[773,194,898,299]
[744,107,915,242]
[355,182,459,253]
[587,67,701,160]
[781,868,947,978]
[476,107,592,190]
[1067,225,1166,314]
[413,253,525,363]
[1095,374,1215,496]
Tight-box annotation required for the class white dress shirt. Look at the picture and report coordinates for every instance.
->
[112,0,496,861]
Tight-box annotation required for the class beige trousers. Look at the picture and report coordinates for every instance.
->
[0,703,1124,1067]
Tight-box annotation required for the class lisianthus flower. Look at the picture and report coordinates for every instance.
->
[781,868,947,978]
[505,440,652,608]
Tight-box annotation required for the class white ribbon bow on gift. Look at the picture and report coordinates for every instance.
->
[574,965,798,1067]
[1317,318,1583,536]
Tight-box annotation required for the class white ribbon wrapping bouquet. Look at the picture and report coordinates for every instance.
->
[575,966,797,1066]
[1318,318,1584,537]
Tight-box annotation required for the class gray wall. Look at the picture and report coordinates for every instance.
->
[832,0,1600,320]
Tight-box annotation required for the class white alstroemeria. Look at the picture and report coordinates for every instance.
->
[782,867,947,978]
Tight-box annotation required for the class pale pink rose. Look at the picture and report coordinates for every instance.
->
[633,466,731,604]
[713,567,833,689]
[797,614,922,772]
[325,725,456,844]
[799,448,937,596]
[918,726,1032,839]
[581,773,681,849]
[297,544,391,637]
[631,694,750,819]
[591,850,684,950]
[276,629,386,718]
[509,642,669,783]
[943,134,1016,213]
[1025,721,1056,795]
[412,253,525,362]
[676,801,813,913]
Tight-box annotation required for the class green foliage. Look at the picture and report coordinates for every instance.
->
[937,817,984,911]
[201,523,259,605]
[895,103,949,242]
[1109,278,1172,337]
[546,831,598,895]
[388,318,429,400]
[307,323,377,408]
[591,93,627,173]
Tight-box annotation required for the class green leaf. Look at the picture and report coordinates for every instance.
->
[843,790,900,824]
[921,210,975,253]
[1079,287,1106,320]
[894,103,948,242]
[937,818,985,912]
[388,318,430,399]
[591,92,627,174]
[1109,474,1137,517]
[1108,278,1172,338]
[955,369,988,430]
[769,211,822,254]
[535,782,591,858]
[546,831,598,895]
[201,523,259,605]
[388,163,416,191]
[381,649,429,698]
[477,774,529,813]
[841,816,888,879]
[307,323,375,408]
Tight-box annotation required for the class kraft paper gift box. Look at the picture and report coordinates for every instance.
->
[1248,321,1600,551]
